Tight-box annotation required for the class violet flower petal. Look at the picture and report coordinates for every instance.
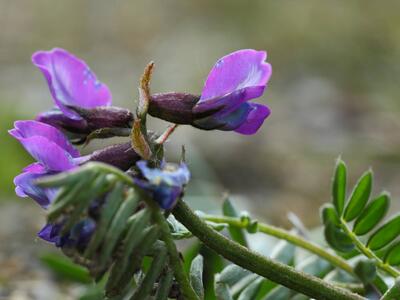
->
[198,49,271,111]
[10,120,79,157]
[32,48,112,120]
[234,103,271,135]
[14,171,55,208]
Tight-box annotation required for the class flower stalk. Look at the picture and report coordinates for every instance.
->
[173,200,364,300]
[200,214,354,275]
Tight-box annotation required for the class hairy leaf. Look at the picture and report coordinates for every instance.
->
[343,170,373,221]
[238,277,263,300]
[367,214,400,250]
[223,198,248,247]
[384,241,400,266]
[324,221,354,252]
[332,159,347,215]
[353,193,390,236]
[190,255,205,299]
[321,204,340,226]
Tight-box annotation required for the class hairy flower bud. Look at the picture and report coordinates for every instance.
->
[149,93,200,124]
[89,142,140,171]
[37,106,133,135]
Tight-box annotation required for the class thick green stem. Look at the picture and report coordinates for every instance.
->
[203,214,354,275]
[340,219,400,278]
[173,200,364,300]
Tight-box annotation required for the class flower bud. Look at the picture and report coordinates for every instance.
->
[37,106,133,135]
[89,142,140,171]
[148,93,200,124]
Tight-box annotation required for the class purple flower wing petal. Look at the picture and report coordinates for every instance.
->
[38,223,62,243]
[13,136,75,171]
[193,85,265,115]
[194,102,251,131]
[11,120,79,157]
[199,49,271,108]
[14,171,54,208]
[32,48,112,119]
[234,103,271,135]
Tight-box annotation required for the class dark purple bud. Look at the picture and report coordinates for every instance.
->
[148,93,200,124]
[89,142,140,171]
[38,106,133,135]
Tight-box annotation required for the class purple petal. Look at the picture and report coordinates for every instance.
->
[194,102,252,131]
[32,48,112,120]
[10,120,79,157]
[234,103,271,135]
[198,49,271,111]
[14,171,55,208]
[38,223,62,243]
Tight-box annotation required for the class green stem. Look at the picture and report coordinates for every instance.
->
[147,199,199,300]
[173,200,364,300]
[380,278,400,300]
[340,219,400,278]
[203,214,354,275]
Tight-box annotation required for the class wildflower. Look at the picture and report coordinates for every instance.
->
[134,160,190,209]
[38,219,96,250]
[9,120,82,207]
[32,48,132,134]
[148,49,272,135]
[10,120,140,207]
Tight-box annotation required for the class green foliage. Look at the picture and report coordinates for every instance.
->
[323,159,400,281]
[40,252,92,284]
[332,158,347,215]
[222,197,248,247]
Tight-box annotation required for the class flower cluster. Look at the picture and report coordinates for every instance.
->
[10,48,272,250]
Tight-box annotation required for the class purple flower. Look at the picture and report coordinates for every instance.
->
[32,48,112,120]
[135,160,190,209]
[32,48,132,134]
[38,219,96,250]
[9,120,82,208]
[148,49,272,135]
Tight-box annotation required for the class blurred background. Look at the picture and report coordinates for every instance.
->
[1,1,400,298]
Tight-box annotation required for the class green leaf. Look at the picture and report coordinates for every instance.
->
[218,265,251,286]
[130,246,168,300]
[353,193,390,236]
[270,240,295,265]
[155,268,174,300]
[99,188,140,268]
[190,255,205,299]
[384,241,400,266]
[40,253,92,284]
[354,259,376,284]
[237,277,263,300]
[367,214,400,250]
[215,282,233,300]
[222,198,248,247]
[332,158,347,215]
[343,170,373,221]
[264,286,293,300]
[324,221,354,252]
[84,183,126,259]
[320,204,340,226]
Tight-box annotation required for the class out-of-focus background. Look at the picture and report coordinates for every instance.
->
[1,1,400,298]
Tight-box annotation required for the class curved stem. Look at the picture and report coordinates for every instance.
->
[340,219,400,278]
[203,214,354,275]
[173,200,364,300]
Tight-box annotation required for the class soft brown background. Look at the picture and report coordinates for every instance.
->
[1,1,400,298]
